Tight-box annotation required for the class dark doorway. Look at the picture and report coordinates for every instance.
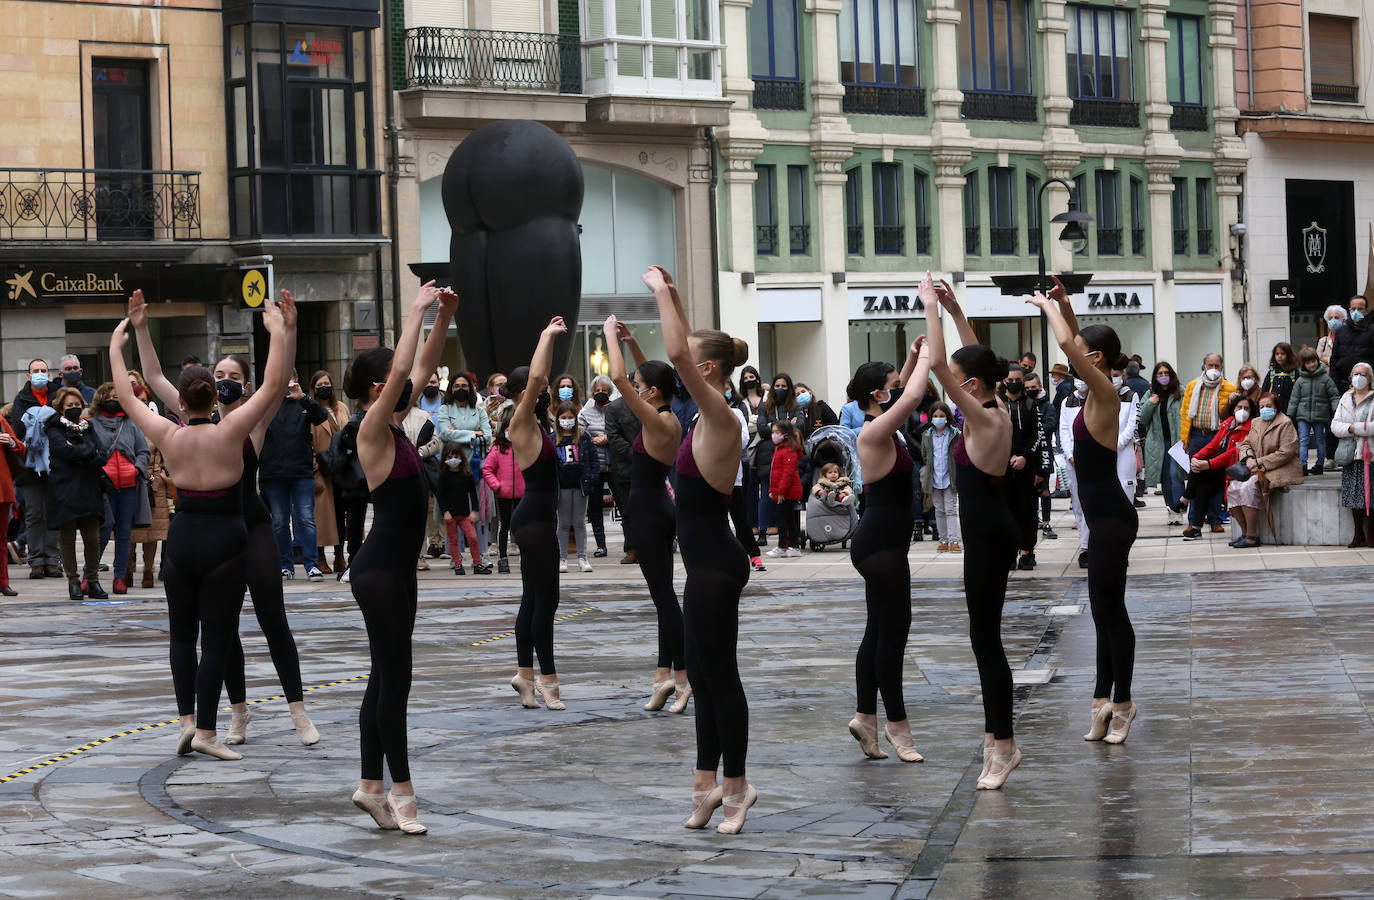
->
[92,59,154,239]
[1284,179,1357,312]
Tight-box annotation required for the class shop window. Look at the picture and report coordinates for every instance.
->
[1309,15,1358,102]
[845,167,864,254]
[1130,176,1145,256]
[873,163,903,254]
[957,0,1032,121]
[750,0,803,109]
[1171,176,1188,256]
[226,23,380,237]
[1026,173,1041,255]
[754,164,778,255]
[914,168,931,254]
[989,167,1016,254]
[1195,177,1212,255]
[787,164,809,254]
[964,171,980,256]
[1095,170,1120,256]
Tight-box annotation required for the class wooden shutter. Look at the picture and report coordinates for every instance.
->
[492,0,544,32]
[411,0,465,28]
[1310,15,1355,86]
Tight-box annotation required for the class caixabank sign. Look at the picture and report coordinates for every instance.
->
[2,262,270,309]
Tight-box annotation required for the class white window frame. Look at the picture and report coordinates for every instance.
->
[579,0,723,97]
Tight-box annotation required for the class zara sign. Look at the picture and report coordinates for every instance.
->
[847,286,926,320]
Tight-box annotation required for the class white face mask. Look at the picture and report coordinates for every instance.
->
[1203,367,1222,384]
[1073,379,1088,395]
[1353,373,1371,390]
[1111,375,1124,389]
[1240,377,1256,391]
[1233,408,1250,423]
[443,457,462,469]
[558,418,577,431]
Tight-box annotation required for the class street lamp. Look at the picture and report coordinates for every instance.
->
[1036,178,1093,372]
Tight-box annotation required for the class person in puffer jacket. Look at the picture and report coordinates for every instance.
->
[87,381,150,596]
[482,400,524,573]
[1286,346,1341,474]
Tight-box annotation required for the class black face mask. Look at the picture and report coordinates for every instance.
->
[453,388,471,404]
[100,400,122,415]
[422,384,441,400]
[1004,382,1023,395]
[216,379,244,406]
[742,379,759,392]
[62,407,82,423]
[534,392,552,418]
[1026,388,1042,399]
[880,386,904,411]
[594,390,610,407]
[63,370,83,386]
[315,385,334,403]
[773,387,791,401]
[393,379,414,412]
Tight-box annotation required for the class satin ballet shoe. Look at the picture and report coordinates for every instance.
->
[977,747,1021,790]
[1103,703,1139,744]
[351,789,398,830]
[884,724,924,763]
[387,792,427,834]
[190,735,243,761]
[293,712,320,746]
[683,785,723,829]
[847,717,888,759]
[979,745,993,783]
[717,785,757,835]
[644,679,676,711]
[510,674,539,709]
[225,708,252,745]
[668,682,692,713]
[536,677,566,711]
[1083,702,1113,741]
[176,726,194,756]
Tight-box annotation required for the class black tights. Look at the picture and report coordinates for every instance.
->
[1088,512,1136,703]
[627,487,683,671]
[965,549,1016,739]
[496,497,514,559]
[684,576,748,776]
[729,487,761,557]
[776,503,801,549]
[513,491,559,674]
[225,521,305,705]
[336,496,368,558]
[854,549,911,720]
[352,561,416,783]
[1008,469,1039,552]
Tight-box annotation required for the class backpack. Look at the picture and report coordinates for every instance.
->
[319,413,368,501]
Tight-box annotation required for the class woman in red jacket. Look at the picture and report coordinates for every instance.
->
[767,421,804,558]
[482,401,525,574]
[1184,395,1256,540]
[0,415,26,596]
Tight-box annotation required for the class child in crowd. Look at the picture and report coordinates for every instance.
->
[920,402,961,552]
[438,441,491,575]
[767,421,805,558]
[811,461,855,506]
[1287,346,1341,475]
[553,401,599,573]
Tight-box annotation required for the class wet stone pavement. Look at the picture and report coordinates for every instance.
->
[2,564,1374,898]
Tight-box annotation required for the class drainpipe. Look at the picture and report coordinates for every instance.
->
[1245,0,1254,109]
[706,126,722,328]
[382,0,404,343]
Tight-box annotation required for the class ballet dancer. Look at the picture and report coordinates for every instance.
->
[603,314,689,713]
[345,280,457,835]
[924,277,1022,789]
[847,278,934,763]
[1028,280,1139,743]
[109,290,296,760]
[506,317,569,711]
[128,290,319,748]
[647,264,756,834]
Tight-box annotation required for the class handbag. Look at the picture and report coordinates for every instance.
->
[1334,435,1356,468]
[1225,462,1253,482]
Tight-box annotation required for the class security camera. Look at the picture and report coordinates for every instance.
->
[1229,222,1247,237]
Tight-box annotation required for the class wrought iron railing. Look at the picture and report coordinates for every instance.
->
[1131,226,1145,255]
[846,225,863,255]
[753,77,805,110]
[915,224,931,255]
[1070,98,1139,128]
[789,224,810,254]
[1169,104,1207,131]
[874,224,904,255]
[1097,227,1123,256]
[405,27,581,93]
[1173,228,1189,255]
[0,168,201,241]
[1197,227,1213,255]
[960,91,1037,122]
[965,226,981,256]
[843,83,926,117]
[1311,82,1360,103]
[990,226,1017,255]
[756,224,778,256]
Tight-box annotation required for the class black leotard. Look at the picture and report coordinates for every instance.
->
[628,413,684,671]
[163,418,249,731]
[851,431,914,721]
[954,403,1018,740]
[676,424,750,776]
[512,430,559,674]
[350,426,427,783]
[1072,413,1138,702]
[226,437,304,706]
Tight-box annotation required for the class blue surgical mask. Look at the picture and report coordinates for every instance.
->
[725,389,733,400]
[1352,310,1366,324]
[558,387,574,403]
[932,417,948,430]
[1259,407,1277,422]
[30,372,49,389]
[1328,318,1343,331]
[796,392,812,407]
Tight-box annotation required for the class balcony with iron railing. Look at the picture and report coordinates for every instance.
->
[789,224,810,254]
[1097,227,1123,256]
[1131,226,1144,255]
[756,224,778,256]
[990,226,1017,255]
[1070,98,1139,128]
[405,27,581,92]
[1197,228,1213,255]
[1170,104,1207,131]
[843,84,926,117]
[961,91,1037,122]
[965,226,981,256]
[0,168,201,243]
[846,225,864,255]
[915,224,931,255]
[1173,228,1189,255]
[753,77,805,110]
[874,224,904,255]
[1311,82,1360,103]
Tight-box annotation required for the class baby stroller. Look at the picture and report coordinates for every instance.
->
[803,425,861,551]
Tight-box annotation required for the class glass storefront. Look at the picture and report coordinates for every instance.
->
[1077,314,1155,367]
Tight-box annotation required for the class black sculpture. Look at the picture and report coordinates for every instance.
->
[442,120,584,381]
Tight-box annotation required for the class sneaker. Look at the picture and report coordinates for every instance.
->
[472,562,492,575]
[1133,498,1146,509]
[593,547,608,558]
[439,550,451,560]
[112,577,128,595]
[785,548,803,558]
[1311,464,1324,475]
[1078,549,1089,568]
[912,528,924,542]
[765,547,785,558]
[281,568,294,580]
[497,558,510,574]
[750,556,767,572]
[949,541,962,553]
[307,567,323,582]
[757,533,768,547]
[1182,527,1202,540]
[559,561,568,573]
[1219,511,1230,524]
[416,558,430,571]
[426,544,443,559]
[1017,553,1036,570]
[453,564,465,575]
[1042,527,1058,540]
[578,558,593,573]
[937,541,949,552]
[619,551,638,565]
[339,568,351,584]
[98,563,109,572]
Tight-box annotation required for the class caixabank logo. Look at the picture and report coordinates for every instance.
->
[3,266,127,306]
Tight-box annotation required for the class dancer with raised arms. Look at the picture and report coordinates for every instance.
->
[924,276,1022,789]
[109,290,296,761]
[846,275,935,764]
[1027,280,1139,743]
[645,264,756,834]
[128,290,319,749]
[344,280,457,834]
[603,314,689,714]
[506,317,569,712]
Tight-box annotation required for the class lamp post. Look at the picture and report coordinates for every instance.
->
[1036,177,1093,371]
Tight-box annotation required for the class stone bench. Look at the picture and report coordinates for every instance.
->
[1229,472,1354,546]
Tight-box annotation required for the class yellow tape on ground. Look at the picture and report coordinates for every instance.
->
[470,605,598,647]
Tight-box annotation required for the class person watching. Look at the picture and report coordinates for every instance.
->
[259,369,329,581]
[57,355,96,405]
[1331,295,1374,391]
